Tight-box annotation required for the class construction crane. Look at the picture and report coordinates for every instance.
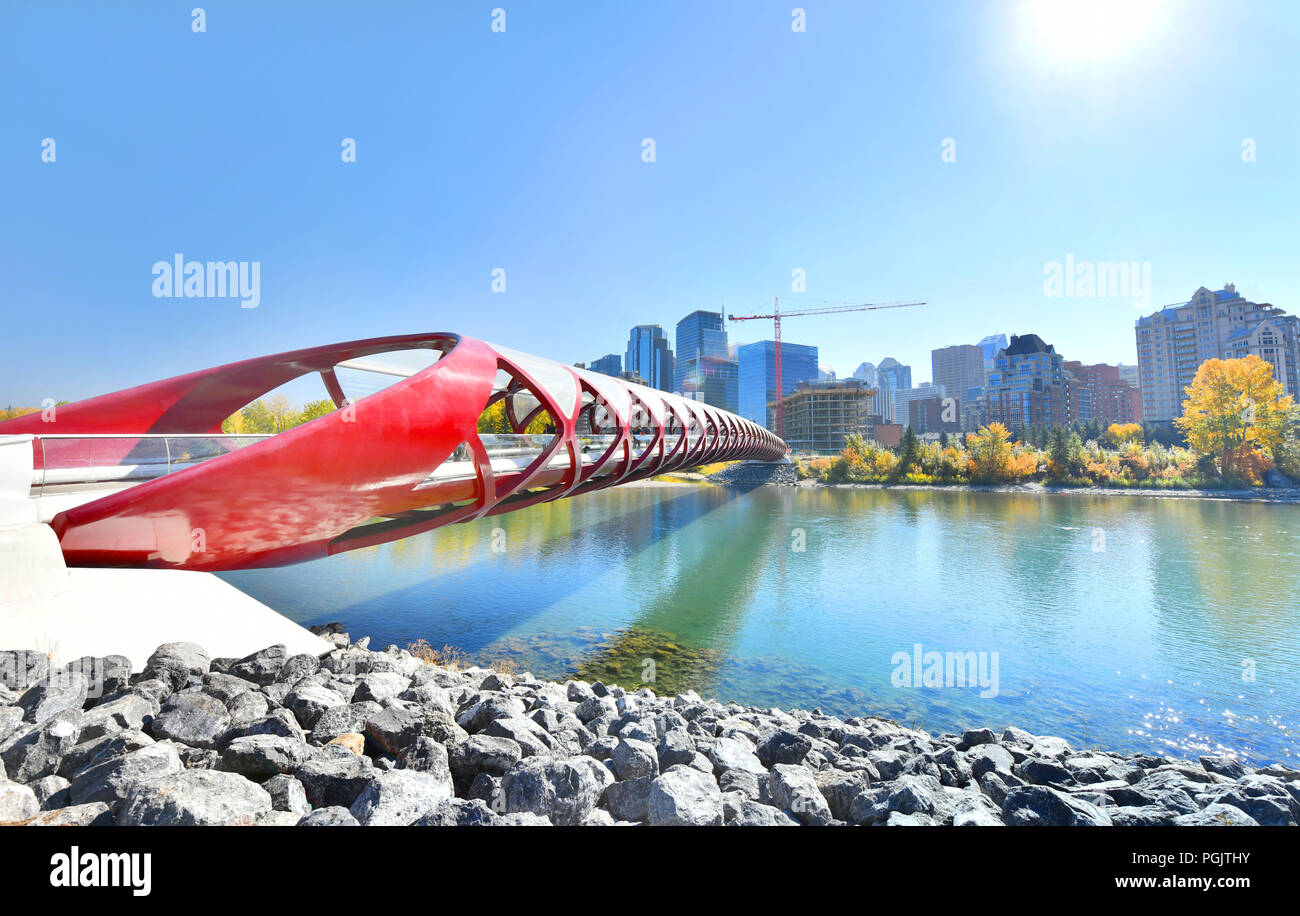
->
[728,298,926,439]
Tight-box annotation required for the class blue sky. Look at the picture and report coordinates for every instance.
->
[3,1,1298,405]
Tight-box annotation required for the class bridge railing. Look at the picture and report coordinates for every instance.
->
[30,434,275,492]
[27,432,662,493]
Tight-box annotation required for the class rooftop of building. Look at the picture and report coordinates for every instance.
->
[1001,333,1056,357]
[1134,285,1249,327]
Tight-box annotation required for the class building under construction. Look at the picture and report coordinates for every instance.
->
[775,378,885,453]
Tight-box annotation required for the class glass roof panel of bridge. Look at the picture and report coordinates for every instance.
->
[491,344,579,416]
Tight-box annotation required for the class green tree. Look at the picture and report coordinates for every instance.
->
[894,426,920,478]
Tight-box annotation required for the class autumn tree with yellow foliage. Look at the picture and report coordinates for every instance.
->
[1105,422,1143,446]
[1175,355,1293,483]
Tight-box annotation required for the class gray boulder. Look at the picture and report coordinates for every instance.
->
[227,691,271,725]
[416,798,499,826]
[264,773,311,815]
[79,693,158,741]
[1199,755,1249,780]
[482,716,554,757]
[59,728,155,779]
[1003,785,1112,826]
[309,702,379,745]
[353,672,411,704]
[770,763,832,824]
[0,781,39,823]
[612,737,660,781]
[815,769,872,822]
[606,775,654,822]
[756,729,813,767]
[228,645,288,685]
[298,806,359,826]
[727,798,800,826]
[456,694,527,733]
[222,708,307,745]
[64,655,131,700]
[24,802,114,826]
[0,651,48,692]
[956,727,997,750]
[19,672,88,726]
[501,756,614,826]
[292,745,376,809]
[349,767,455,825]
[400,735,454,778]
[1173,803,1259,826]
[1,708,81,782]
[221,735,315,777]
[647,765,723,826]
[703,736,764,777]
[449,735,522,786]
[656,729,696,769]
[284,681,347,729]
[968,744,1015,779]
[149,692,231,748]
[69,742,183,806]
[143,642,211,689]
[117,769,272,825]
[31,774,72,809]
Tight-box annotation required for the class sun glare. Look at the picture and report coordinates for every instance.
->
[1024,0,1164,62]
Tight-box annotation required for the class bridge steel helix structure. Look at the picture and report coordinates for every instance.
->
[0,333,787,572]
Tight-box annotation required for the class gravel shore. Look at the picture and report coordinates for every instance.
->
[1,632,1296,826]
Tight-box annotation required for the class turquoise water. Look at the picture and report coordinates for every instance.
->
[220,484,1300,765]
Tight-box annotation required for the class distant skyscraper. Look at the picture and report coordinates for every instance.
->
[675,310,737,411]
[931,344,985,403]
[977,334,1009,374]
[818,364,836,381]
[737,340,819,428]
[625,325,674,391]
[590,353,621,377]
[852,361,878,386]
[875,357,911,422]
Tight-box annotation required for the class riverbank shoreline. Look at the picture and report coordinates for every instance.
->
[790,477,1300,503]
[2,635,1295,826]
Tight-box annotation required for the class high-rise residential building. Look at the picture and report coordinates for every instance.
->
[590,353,622,377]
[1116,363,1139,389]
[1063,361,1142,426]
[737,340,818,429]
[675,310,737,411]
[892,383,945,427]
[852,361,879,386]
[1135,284,1300,421]
[977,334,1009,374]
[931,344,985,402]
[778,378,883,452]
[625,325,674,392]
[986,334,1069,430]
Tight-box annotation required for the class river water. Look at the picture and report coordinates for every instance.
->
[220,483,1300,765]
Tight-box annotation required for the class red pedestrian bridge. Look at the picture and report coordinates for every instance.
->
[0,334,786,571]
